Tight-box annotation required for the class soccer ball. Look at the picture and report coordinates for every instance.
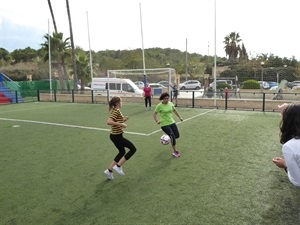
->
[160,134,170,145]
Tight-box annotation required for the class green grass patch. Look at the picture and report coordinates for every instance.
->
[0,102,299,225]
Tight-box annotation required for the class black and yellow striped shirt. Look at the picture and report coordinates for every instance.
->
[110,108,124,134]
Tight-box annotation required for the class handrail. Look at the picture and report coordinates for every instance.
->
[0,72,21,89]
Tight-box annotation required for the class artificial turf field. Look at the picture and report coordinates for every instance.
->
[0,102,299,225]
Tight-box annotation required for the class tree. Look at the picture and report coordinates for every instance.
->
[10,47,38,63]
[66,0,78,90]
[223,32,242,64]
[239,43,248,61]
[41,32,71,91]
[75,53,90,93]
[47,0,58,33]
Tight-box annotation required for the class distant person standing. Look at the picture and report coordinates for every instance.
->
[224,87,230,99]
[104,96,137,180]
[143,83,152,110]
[170,82,178,106]
[153,92,183,158]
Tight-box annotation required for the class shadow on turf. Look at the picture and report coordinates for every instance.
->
[263,170,300,224]
[98,149,177,185]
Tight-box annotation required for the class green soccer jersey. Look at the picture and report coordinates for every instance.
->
[155,102,175,126]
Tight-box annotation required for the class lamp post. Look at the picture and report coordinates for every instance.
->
[166,63,171,94]
[261,61,265,90]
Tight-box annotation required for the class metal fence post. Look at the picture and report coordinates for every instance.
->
[15,91,18,103]
[192,91,195,108]
[72,90,74,103]
[262,93,265,112]
[91,90,94,103]
[225,92,228,110]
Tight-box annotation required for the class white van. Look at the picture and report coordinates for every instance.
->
[91,78,143,97]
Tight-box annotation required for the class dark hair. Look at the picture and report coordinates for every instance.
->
[159,92,170,100]
[108,96,121,111]
[280,103,300,144]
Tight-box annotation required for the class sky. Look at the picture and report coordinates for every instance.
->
[0,0,300,60]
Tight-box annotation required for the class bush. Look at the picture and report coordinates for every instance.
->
[241,80,260,89]
[217,83,232,89]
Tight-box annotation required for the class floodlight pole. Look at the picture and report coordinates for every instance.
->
[213,0,217,106]
[185,38,188,82]
[166,63,171,94]
[261,61,265,91]
[86,11,93,80]
[48,19,52,100]
[139,3,146,85]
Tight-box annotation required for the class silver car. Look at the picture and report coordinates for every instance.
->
[292,81,300,90]
[134,81,144,89]
[180,80,201,90]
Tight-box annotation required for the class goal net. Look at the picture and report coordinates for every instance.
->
[107,68,177,94]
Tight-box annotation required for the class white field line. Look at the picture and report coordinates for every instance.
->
[147,109,216,136]
[0,109,216,137]
[0,103,75,114]
[0,118,148,136]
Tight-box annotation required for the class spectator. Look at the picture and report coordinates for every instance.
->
[143,83,152,110]
[225,87,230,99]
[272,103,300,187]
[170,82,178,106]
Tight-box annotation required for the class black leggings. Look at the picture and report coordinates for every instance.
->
[144,96,151,107]
[110,133,137,162]
[161,123,180,146]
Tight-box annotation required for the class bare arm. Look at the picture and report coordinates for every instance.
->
[107,118,127,128]
[278,103,289,114]
[173,108,183,121]
[153,111,160,124]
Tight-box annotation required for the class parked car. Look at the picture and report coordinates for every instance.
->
[149,83,165,88]
[258,81,270,89]
[209,80,233,88]
[269,86,278,91]
[292,81,300,90]
[180,80,201,90]
[157,80,169,87]
[134,81,145,89]
[267,81,278,89]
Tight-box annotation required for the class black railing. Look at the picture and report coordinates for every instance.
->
[4,89,300,112]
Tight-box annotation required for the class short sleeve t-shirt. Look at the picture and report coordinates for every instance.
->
[110,108,124,134]
[282,138,300,187]
[143,87,152,97]
[155,102,175,127]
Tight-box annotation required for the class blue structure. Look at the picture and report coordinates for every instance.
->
[0,72,24,103]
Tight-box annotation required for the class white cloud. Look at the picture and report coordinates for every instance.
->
[1,0,299,59]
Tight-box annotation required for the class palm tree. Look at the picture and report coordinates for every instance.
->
[41,32,71,92]
[47,0,58,33]
[223,32,242,64]
[75,53,91,93]
[66,0,78,90]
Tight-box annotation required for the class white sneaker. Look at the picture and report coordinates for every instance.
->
[104,169,114,180]
[113,165,125,176]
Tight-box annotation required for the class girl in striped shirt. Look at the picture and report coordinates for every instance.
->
[104,96,137,180]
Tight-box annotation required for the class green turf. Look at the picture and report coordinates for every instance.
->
[0,102,299,225]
